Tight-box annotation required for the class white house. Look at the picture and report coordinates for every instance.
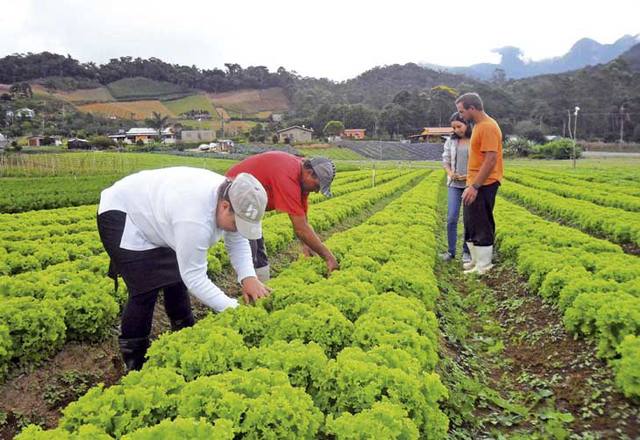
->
[161,127,176,144]
[277,126,313,144]
[16,108,35,119]
[0,133,8,149]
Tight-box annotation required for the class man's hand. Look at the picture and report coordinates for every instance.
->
[452,173,466,182]
[241,276,271,304]
[302,243,316,257]
[462,185,478,206]
[325,254,340,274]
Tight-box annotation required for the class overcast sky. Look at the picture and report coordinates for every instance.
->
[1,0,638,81]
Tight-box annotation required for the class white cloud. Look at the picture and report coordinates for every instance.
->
[0,0,638,80]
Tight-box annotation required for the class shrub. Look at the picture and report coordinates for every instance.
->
[531,138,581,160]
[503,137,535,158]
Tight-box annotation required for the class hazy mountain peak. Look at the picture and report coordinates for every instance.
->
[422,34,640,80]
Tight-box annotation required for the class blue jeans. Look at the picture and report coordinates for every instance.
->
[447,186,469,257]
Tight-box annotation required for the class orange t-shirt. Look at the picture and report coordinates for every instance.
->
[467,116,503,186]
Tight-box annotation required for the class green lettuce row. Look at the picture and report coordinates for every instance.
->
[307,169,405,204]
[0,174,125,214]
[207,170,426,270]
[0,258,123,378]
[612,335,640,399]
[0,170,410,276]
[325,401,419,439]
[495,197,640,398]
[19,172,448,439]
[0,170,381,249]
[514,168,640,198]
[0,232,104,276]
[157,172,448,436]
[506,171,640,212]
[0,170,411,284]
[0,168,370,223]
[19,368,322,439]
[501,178,640,246]
[0,168,373,233]
[0,173,422,379]
[517,165,639,182]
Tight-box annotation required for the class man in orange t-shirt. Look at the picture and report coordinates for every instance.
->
[455,92,503,274]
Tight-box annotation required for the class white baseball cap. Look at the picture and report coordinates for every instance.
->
[227,173,267,240]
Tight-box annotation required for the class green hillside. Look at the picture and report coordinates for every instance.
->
[163,94,219,118]
[106,77,192,101]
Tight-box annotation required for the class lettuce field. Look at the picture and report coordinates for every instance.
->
[0,153,638,439]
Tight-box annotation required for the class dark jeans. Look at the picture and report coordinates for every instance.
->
[446,186,470,257]
[97,210,192,339]
[120,282,193,339]
[463,181,500,246]
[249,237,269,269]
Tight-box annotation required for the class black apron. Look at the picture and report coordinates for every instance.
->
[97,210,183,296]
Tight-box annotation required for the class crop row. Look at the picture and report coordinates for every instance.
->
[0,167,373,214]
[501,179,640,247]
[506,171,640,212]
[516,168,640,198]
[0,170,404,276]
[494,197,640,398]
[0,172,424,380]
[17,172,448,439]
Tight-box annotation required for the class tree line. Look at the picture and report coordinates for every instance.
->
[2,51,640,142]
[0,52,294,93]
[285,58,640,142]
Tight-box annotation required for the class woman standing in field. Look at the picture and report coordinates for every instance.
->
[441,112,472,263]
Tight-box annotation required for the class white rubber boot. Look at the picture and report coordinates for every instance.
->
[465,245,494,275]
[463,242,476,271]
[255,265,271,282]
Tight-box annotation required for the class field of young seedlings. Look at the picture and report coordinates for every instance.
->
[0,153,638,439]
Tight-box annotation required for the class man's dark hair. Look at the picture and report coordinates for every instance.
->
[455,92,484,111]
[302,159,316,177]
[449,111,473,139]
[218,179,234,212]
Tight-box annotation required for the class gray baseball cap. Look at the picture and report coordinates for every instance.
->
[228,173,267,240]
[309,157,336,197]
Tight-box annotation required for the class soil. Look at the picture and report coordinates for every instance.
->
[484,264,639,437]
[435,182,638,439]
[439,257,640,439]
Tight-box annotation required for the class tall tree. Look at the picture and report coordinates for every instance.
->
[323,120,345,137]
[146,111,169,141]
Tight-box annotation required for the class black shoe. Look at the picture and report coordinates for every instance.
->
[439,252,455,262]
[170,313,195,332]
[118,337,150,372]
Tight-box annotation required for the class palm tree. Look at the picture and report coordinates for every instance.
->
[148,111,169,142]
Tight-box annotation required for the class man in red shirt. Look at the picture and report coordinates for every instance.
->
[226,151,339,280]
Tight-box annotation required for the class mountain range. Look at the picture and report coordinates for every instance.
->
[422,34,640,80]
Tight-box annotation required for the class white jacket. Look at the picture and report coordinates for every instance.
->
[99,167,256,312]
[442,137,468,188]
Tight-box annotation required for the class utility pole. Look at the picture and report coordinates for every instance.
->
[572,106,580,169]
[566,109,573,140]
[619,104,625,143]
